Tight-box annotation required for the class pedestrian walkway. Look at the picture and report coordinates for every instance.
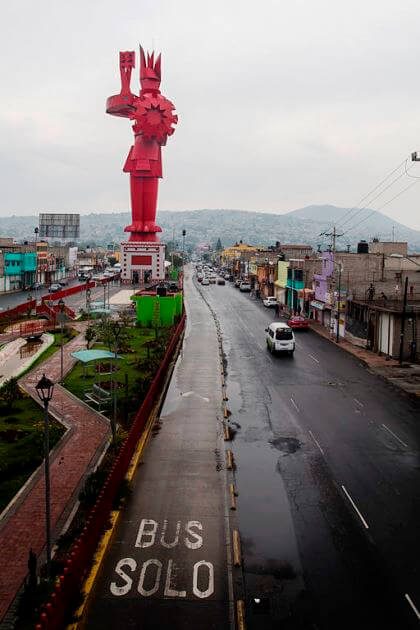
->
[77,270,231,630]
[310,320,420,398]
[0,323,111,624]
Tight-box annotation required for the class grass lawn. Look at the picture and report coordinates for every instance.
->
[63,326,170,420]
[0,395,65,513]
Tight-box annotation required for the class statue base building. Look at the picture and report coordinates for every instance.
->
[120,241,165,284]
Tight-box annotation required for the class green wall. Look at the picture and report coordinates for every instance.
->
[132,292,183,327]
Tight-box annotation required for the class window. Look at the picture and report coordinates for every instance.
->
[276,329,293,340]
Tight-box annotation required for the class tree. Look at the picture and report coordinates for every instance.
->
[85,326,96,349]
[1,377,21,410]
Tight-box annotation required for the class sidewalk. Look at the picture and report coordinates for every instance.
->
[309,320,420,399]
[0,324,111,624]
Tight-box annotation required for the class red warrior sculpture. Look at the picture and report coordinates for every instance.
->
[106,47,178,242]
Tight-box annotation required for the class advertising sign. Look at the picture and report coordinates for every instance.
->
[39,213,80,239]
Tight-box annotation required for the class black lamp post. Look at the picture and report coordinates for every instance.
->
[35,374,54,578]
[110,321,122,440]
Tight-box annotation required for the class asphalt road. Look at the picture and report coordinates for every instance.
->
[79,271,231,630]
[199,279,420,629]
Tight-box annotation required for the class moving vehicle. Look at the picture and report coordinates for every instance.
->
[217,278,226,285]
[59,278,69,286]
[49,283,62,292]
[263,296,278,308]
[239,281,251,292]
[209,276,217,284]
[30,282,43,290]
[201,277,210,285]
[265,322,295,356]
[234,279,241,288]
[197,275,203,283]
[287,315,310,329]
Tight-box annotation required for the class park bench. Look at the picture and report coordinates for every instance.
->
[85,383,111,410]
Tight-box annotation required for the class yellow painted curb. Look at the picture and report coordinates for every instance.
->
[233,529,241,566]
[229,483,237,510]
[237,600,246,630]
[223,423,231,441]
[226,449,233,470]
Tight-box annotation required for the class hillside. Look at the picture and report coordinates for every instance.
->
[1,206,419,251]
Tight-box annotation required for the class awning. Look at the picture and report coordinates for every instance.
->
[71,349,123,363]
[310,300,325,310]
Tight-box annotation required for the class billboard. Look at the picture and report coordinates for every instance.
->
[39,213,80,239]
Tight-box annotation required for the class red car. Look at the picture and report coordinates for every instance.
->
[287,315,310,329]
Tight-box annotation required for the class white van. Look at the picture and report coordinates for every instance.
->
[265,322,295,356]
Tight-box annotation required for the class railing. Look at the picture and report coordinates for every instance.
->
[34,312,186,630]
[41,282,95,304]
[0,300,36,321]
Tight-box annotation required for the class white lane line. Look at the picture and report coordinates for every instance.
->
[405,593,420,620]
[353,398,364,407]
[341,485,369,529]
[309,430,325,456]
[308,354,319,363]
[382,424,408,448]
[290,398,299,412]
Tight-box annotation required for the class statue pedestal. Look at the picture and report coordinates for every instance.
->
[120,241,165,284]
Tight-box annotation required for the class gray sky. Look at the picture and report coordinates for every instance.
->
[1,0,420,230]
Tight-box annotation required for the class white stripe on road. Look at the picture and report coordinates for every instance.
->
[353,398,364,407]
[341,485,369,529]
[405,593,420,620]
[290,398,299,412]
[381,424,408,448]
[308,354,319,363]
[309,430,325,456]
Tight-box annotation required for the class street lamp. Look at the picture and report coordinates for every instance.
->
[110,321,121,440]
[58,298,65,381]
[35,374,54,579]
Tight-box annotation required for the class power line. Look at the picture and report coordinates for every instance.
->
[341,179,420,236]
[333,157,409,229]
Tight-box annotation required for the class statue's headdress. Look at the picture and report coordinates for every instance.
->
[140,46,161,91]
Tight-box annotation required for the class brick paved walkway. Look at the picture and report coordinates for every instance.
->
[0,324,111,622]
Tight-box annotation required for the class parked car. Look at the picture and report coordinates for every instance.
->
[287,315,310,329]
[30,282,43,290]
[209,276,217,284]
[58,278,69,286]
[217,278,226,285]
[239,281,251,292]
[49,283,62,292]
[263,296,278,308]
[201,277,210,285]
[265,322,295,356]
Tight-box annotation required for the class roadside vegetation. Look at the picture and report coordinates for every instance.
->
[0,379,65,513]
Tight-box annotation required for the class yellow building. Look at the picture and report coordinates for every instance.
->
[220,242,258,265]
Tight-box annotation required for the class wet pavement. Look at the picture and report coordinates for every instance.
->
[79,271,232,630]
[200,279,420,629]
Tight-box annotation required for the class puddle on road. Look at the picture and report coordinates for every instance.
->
[269,436,302,456]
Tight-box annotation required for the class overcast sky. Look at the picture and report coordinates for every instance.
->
[1,0,420,230]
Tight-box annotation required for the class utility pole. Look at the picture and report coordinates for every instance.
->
[336,263,342,343]
[399,276,408,365]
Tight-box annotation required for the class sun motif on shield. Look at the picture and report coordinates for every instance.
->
[133,95,178,143]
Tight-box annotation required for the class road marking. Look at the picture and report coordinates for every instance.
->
[308,354,319,363]
[290,398,299,412]
[405,593,420,620]
[381,424,408,448]
[341,485,369,529]
[353,398,364,407]
[308,430,325,456]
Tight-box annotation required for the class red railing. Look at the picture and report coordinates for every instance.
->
[41,282,95,304]
[0,300,36,320]
[34,312,186,630]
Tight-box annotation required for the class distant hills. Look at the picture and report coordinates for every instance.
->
[1,205,419,252]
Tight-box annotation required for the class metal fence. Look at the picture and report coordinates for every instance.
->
[34,312,186,630]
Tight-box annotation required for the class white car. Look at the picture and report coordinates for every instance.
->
[239,282,251,292]
[263,296,278,308]
[265,322,295,356]
[202,277,210,285]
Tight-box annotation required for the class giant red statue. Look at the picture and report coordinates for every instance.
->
[106,48,178,244]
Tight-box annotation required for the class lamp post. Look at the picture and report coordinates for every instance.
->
[58,298,65,381]
[86,288,91,325]
[336,262,342,343]
[35,374,54,579]
[182,229,186,288]
[110,321,121,440]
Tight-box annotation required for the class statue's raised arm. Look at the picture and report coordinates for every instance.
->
[106,51,136,118]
